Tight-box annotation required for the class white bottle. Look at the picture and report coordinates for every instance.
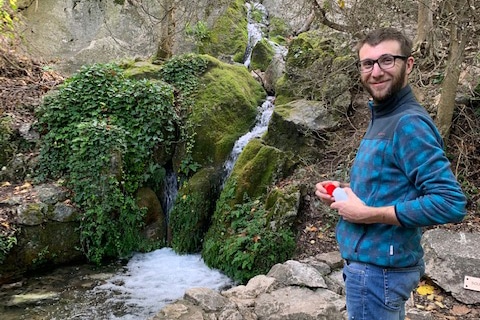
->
[326,184,348,201]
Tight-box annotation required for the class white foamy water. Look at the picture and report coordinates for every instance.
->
[222,97,275,180]
[91,248,234,319]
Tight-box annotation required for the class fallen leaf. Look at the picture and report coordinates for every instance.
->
[425,303,436,311]
[452,304,471,316]
[20,182,32,190]
[434,300,446,308]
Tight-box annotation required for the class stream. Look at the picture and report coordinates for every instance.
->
[0,248,233,319]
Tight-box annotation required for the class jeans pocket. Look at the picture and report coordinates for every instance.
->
[384,267,421,310]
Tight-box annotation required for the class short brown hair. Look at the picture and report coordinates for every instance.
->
[356,28,412,57]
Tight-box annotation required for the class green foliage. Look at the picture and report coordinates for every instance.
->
[0,0,17,38]
[0,115,13,167]
[185,21,210,48]
[169,167,219,254]
[170,192,210,253]
[160,53,209,176]
[202,181,295,283]
[160,53,209,95]
[36,63,179,263]
[0,233,17,264]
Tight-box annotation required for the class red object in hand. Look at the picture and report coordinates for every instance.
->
[325,183,348,201]
[325,184,336,196]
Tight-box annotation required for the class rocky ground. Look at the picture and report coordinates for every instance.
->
[1,39,480,319]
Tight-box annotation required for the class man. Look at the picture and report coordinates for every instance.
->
[315,28,467,320]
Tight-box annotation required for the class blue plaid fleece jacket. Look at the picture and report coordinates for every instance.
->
[337,85,467,268]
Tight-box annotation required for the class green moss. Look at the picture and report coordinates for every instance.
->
[228,139,294,203]
[0,115,13,167]
[287,30,336,65]
[123,61,162,80]
[268,17,291,40]
[170,167,221,253]
[199,0,248,61]
[250,38,275,71]
[191,56,265,167]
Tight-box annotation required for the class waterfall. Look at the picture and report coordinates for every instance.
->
[243,2,267,67]
[222,96,275,183]
[161,167,178,223]
[243,2,288,67]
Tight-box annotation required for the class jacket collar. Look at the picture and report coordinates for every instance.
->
[368,85,413,117]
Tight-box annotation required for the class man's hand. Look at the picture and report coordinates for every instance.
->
[331,188,400,226]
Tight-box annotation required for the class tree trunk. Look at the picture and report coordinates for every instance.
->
[435,0,469,140]
[155,1,176,61]
[413,0,435,58]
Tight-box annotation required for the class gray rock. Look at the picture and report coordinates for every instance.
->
[255,286,345,320]
[422,229,480,304]
[267,260,327,288]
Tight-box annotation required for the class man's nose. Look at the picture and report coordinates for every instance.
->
[370,62,384,76]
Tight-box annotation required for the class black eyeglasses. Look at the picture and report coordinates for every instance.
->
[357,54,408,73]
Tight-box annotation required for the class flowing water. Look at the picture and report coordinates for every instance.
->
[222,96,275,182]
[0,248,233,320]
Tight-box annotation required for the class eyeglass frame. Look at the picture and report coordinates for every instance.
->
[357,54,408,73]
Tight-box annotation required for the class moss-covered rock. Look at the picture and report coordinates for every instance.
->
[202,177,296,283]
[191,55,266,168]
[263,99,340,162]
[169,167,222,253]
[250,38,275,71]
[267,16,291,43]
[199,0,248,63]
[0,221,83,283]
[275,29,356,106]
[0,115,14,169]
[227,138,295,203]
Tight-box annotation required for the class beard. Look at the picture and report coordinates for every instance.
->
[362,64,407,103]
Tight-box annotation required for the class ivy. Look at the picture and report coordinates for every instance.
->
[36,63,179,263]
[159,53,209,177]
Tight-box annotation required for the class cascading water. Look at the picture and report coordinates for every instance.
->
[222,96,275,184]
[243,2,287,68]
[161,167,178,223]
[243,2,267,67]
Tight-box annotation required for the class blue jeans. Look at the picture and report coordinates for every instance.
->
[343,259,425,320]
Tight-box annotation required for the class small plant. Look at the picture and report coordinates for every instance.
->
[0,234,17,264]
[185,21,210,47]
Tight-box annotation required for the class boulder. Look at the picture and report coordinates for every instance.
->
[422,229,480,304]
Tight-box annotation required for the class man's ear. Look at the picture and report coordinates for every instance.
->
[406,56,415,74]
